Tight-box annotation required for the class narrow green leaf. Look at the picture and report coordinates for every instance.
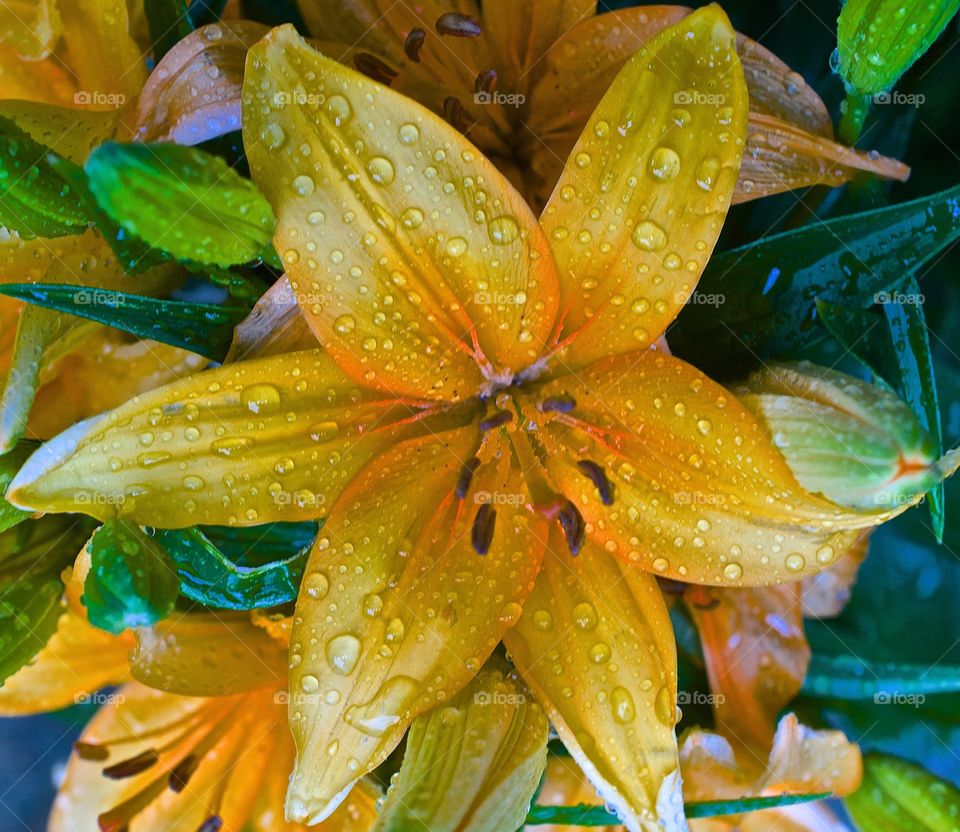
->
[84,142,276,267]
[0,283,247,361]
[0,116,88,239]
[803,653,960,699]
[0,517,92,682]
[882,277,944,538]
[815,300,898,385]
[0,442,39,534]
[156,526,313,609]
[85,520,180,635]
[523,793,831,826]
[199,521,320,565]
[837,0,960,95]
[670,184,960,376]
[846,754,960,831]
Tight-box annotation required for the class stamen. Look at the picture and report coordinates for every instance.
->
[75,742,110,761]
[557,499,585,555]
[435,12,482,37]
[474,68,497,94]
[103,749,160,780]
[471,504,496,554]
[353,53,398,85]
[657,577,688,596]
[197,816,223,832]
[479,410,512,431]
[577,460,614,505]
[455,457,481,499]
[539,394,576,413]
[443,96,466,131]
[168,754,198,793]
[404,28,426,62]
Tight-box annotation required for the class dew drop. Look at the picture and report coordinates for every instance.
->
[648,147,680,181]
[631,220,667,252]
[326,633,362,675]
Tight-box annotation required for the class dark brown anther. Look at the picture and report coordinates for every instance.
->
[168,754,199,793]
[557,499,585,555]
[197,816,223,832]
[539,394,576,413]
[353,52,398,85]
[577,460,614,506]
[455,457,482,499]
[474,68,497,95]
[471,504,496,554]
[436,12,482,37]
[656,577,688,596]
[479,410,512,432]
[75,742,110,761]
[443,96,466,130]
[102,749,160,780]
[404,28,426,62]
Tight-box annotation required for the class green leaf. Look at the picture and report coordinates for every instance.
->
[85,520,180,635]
[0,116,88,239]
[523,793,831,826]
[84,142,276,267]
[883,276,945,538]
[669,184,960,377]
[155,525,314,609]
[0,442,39,534]
[199,521,320,565]
[144,0,194,62]
[814,300,899,385]
[46,154,173,275]
[845,754,960,831]
[837,0,960,95]
[0,517,92,682]
[803,654,960,699]
[0,283,248,361]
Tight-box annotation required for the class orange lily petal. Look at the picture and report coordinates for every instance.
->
[8,348,478,526]
[680,713,862,800]
[684,583,809,753]
[243,25,559,400]
[0,0,60,58]
[0,44,76,104]
[227,276,321,361]
[533,350,892,586]
[734,112,909,203]
[286,432,547,824]
[49,683,283,832]
[374,656,549,832]
[539,5,748,371]
[131,612,288,696]
[504,538,681,832]
[0,608,132,715]
[134,20,269,145]
[801,532,869,618]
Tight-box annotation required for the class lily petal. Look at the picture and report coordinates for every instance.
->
[243,25,559,400]
[533,350,892,586]
[49,683,283,832]
[131,612,288,696]
[801,532,869,618]
[227,275,322,361]
[534,756,622,832]
[0,0,61,59]
[135,21,269,145]
[0,608,132,715]
[374,655,549,832]
[684,583,809,753]
[735,113,909,203]
[8,349,478,526]
[504,538,682,832]
[286,432,547,824]
[540,5,747,371]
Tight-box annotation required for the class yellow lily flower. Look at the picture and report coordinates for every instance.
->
[7,8,948,830]
[293,0,908,207]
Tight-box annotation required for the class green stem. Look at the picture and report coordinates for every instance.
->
[839,92,873,145]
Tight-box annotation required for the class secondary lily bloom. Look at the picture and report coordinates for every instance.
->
[294,0,908,206]
[8,8,948,830]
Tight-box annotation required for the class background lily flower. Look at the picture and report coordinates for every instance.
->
[8,8,953,831]
[291,0,908,207]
